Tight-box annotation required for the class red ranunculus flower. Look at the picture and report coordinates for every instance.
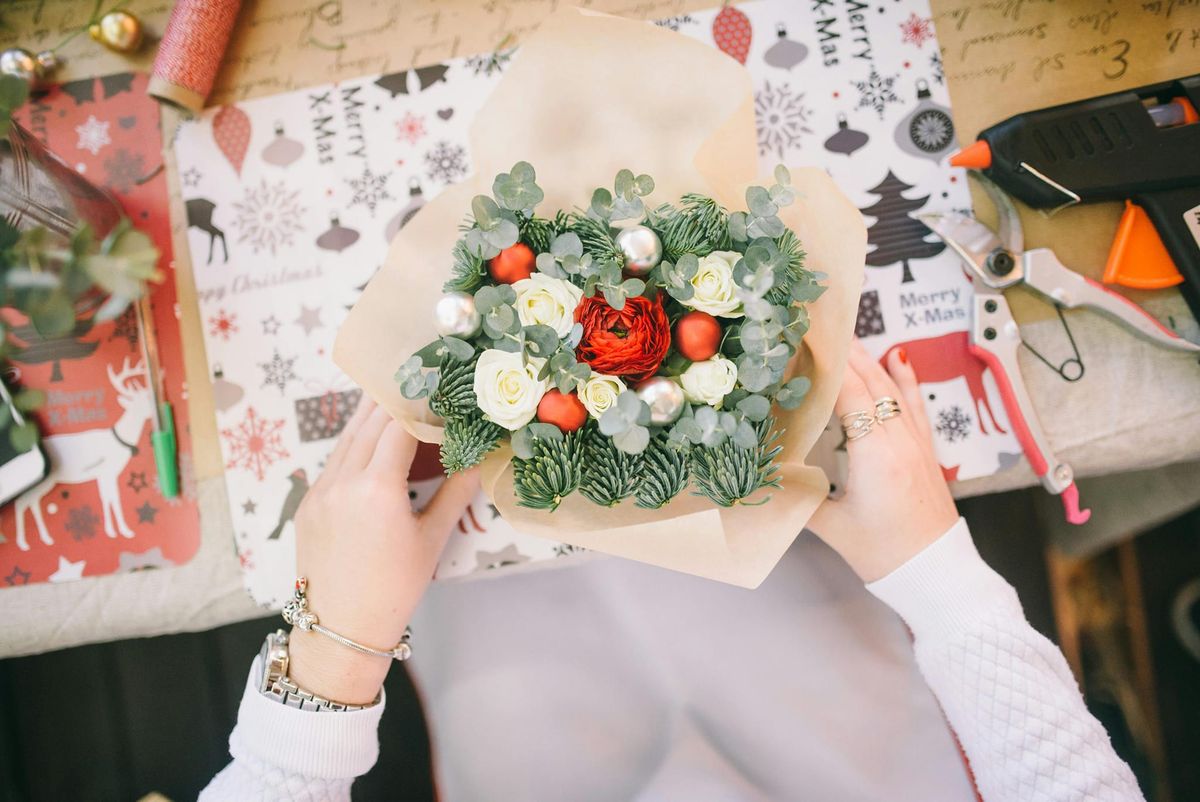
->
[574,293,671,382]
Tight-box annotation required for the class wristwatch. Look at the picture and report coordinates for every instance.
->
[258,629,380,712]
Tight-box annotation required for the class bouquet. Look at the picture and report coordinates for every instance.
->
[395,162,826,511]
[335,8,864,587]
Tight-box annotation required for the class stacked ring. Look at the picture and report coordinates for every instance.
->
[840,411,874,441]
[874,396,902,422]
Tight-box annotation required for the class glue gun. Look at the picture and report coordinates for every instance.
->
[951,74,1200,319]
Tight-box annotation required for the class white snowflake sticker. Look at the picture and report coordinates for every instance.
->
[75,115,111,155]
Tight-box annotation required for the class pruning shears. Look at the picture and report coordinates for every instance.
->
[920,175,1200,526]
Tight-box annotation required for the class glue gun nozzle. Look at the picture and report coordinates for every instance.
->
[950,140,992,170]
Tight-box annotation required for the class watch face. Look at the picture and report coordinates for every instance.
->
[910,108,954,153]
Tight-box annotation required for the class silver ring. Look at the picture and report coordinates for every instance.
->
[874,396,902,422]
[840,410,875,441]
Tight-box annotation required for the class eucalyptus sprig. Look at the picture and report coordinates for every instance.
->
[598,391,652,455]
[590,169,655,222]
[728,165,796,242]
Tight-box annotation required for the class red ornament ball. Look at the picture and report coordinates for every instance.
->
[674,311,722,361]
[536,389,588,433]
[488,243,536,284]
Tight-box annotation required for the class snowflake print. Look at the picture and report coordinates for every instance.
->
[911,109,954,152]
[852,68,899,119]
[103,148,145,194]
[655,15,695,31]
[396,112,427,145]
[75,115,111,155]
[259,348,298,395]
[233,179,305,254]
[936,405,973,443]
[931,51,945,84]
[425,140,468,184]
[222,406,290,480]
[900,13,935,48]
[66,505,100,541]
[465,47,515,76]
[345,167,394,216]
[755,81,813,157]
[208,309,239,341]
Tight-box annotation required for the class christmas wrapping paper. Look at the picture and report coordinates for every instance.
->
[0,73,201,589]
[176,0,1016,602]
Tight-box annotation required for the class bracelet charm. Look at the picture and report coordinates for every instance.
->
[281,575,413,661]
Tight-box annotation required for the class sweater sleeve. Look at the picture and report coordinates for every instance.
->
[866,518,1144,802]
[199,655,385,801]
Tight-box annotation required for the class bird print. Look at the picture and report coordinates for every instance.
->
[268,468,309,539]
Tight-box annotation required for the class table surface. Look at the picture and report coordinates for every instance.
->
[3,0,1200,658]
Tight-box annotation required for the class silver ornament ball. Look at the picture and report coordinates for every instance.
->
[615,225,663,277]
[636,377,686,425]
[0,48,38,85]
[433,291,482,338]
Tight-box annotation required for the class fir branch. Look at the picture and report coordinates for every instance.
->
[658,193,732,259]
[444,238,487,293]
[766,229,809,306]
[513,430,583,511]
[579,425,644,507]
[689,417,783,507]
[440,415,504,474]
[635,434,690,509]
[519,215,558,255]
[566,213,623,266]
[429,354,477,420]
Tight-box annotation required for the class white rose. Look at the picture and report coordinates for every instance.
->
[472,349,547,430]
[578,373,627,419]
[680,356,738,407]
[512,273,584,337]
[682,250,743,318]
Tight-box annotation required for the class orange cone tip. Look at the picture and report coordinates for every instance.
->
[950,139,992,169]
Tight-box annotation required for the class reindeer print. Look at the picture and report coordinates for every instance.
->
[881,331,1007,435]
[186,197,228,265]
[14,358,153,551]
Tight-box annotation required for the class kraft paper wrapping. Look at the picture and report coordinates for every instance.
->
[334,8,866,589]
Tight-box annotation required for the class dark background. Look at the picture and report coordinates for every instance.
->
[1,490,1196,802]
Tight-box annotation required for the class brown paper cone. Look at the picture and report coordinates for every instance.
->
[334,8,865,588]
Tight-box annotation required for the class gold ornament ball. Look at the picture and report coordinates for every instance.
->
[615,225,663,277]
[0,48,38,85]
[90,10,145,53]
[636,376,686,425]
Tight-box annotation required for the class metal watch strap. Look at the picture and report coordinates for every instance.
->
[258,629,380,712]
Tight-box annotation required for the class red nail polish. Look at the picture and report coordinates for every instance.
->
[898,347,908,365]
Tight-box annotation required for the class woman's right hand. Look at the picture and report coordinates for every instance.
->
[808,339,960,583]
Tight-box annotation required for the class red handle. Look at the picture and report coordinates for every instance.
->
[967,343,1091,525]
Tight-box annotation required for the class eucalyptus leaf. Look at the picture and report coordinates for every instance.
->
[613,424,650,455]
[441,336,475,362]
[599,406,630,436]
[10,421,38,453]
[31,293,75,338]
[736,394,770,422]
[733,420,758,449]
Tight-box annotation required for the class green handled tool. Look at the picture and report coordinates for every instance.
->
[135,293,178,498]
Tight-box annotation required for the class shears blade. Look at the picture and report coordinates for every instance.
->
[917,211,1006,286]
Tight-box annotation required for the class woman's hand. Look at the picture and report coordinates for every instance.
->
[808,339,959,583]
[287,398,479,705]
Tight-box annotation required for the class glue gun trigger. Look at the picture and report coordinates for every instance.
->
[1103,200,1185,290]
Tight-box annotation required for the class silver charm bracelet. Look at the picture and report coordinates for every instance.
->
[281,576,413,661]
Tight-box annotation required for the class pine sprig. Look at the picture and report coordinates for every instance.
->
[579,424,644,507]
[766,229,809,305]
[440,415,504,474]
[519,215,558,255]
[429,355,477,420]
[513,430,583,511]
[658,193,732,259]
[635,434,690,509]
[566,213,623,266]
[444,239,487,293]
[689,417,783,507]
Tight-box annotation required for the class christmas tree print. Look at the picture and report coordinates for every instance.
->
[860,170,945,283]
[10,318,99,382]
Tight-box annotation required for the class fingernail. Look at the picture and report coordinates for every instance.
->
[898,347,908,365]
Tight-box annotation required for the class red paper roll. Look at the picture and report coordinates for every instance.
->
[149,0,242,114]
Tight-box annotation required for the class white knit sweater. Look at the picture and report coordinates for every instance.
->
[200,519,1145,802]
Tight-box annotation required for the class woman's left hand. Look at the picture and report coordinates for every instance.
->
[287,397,479,705]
